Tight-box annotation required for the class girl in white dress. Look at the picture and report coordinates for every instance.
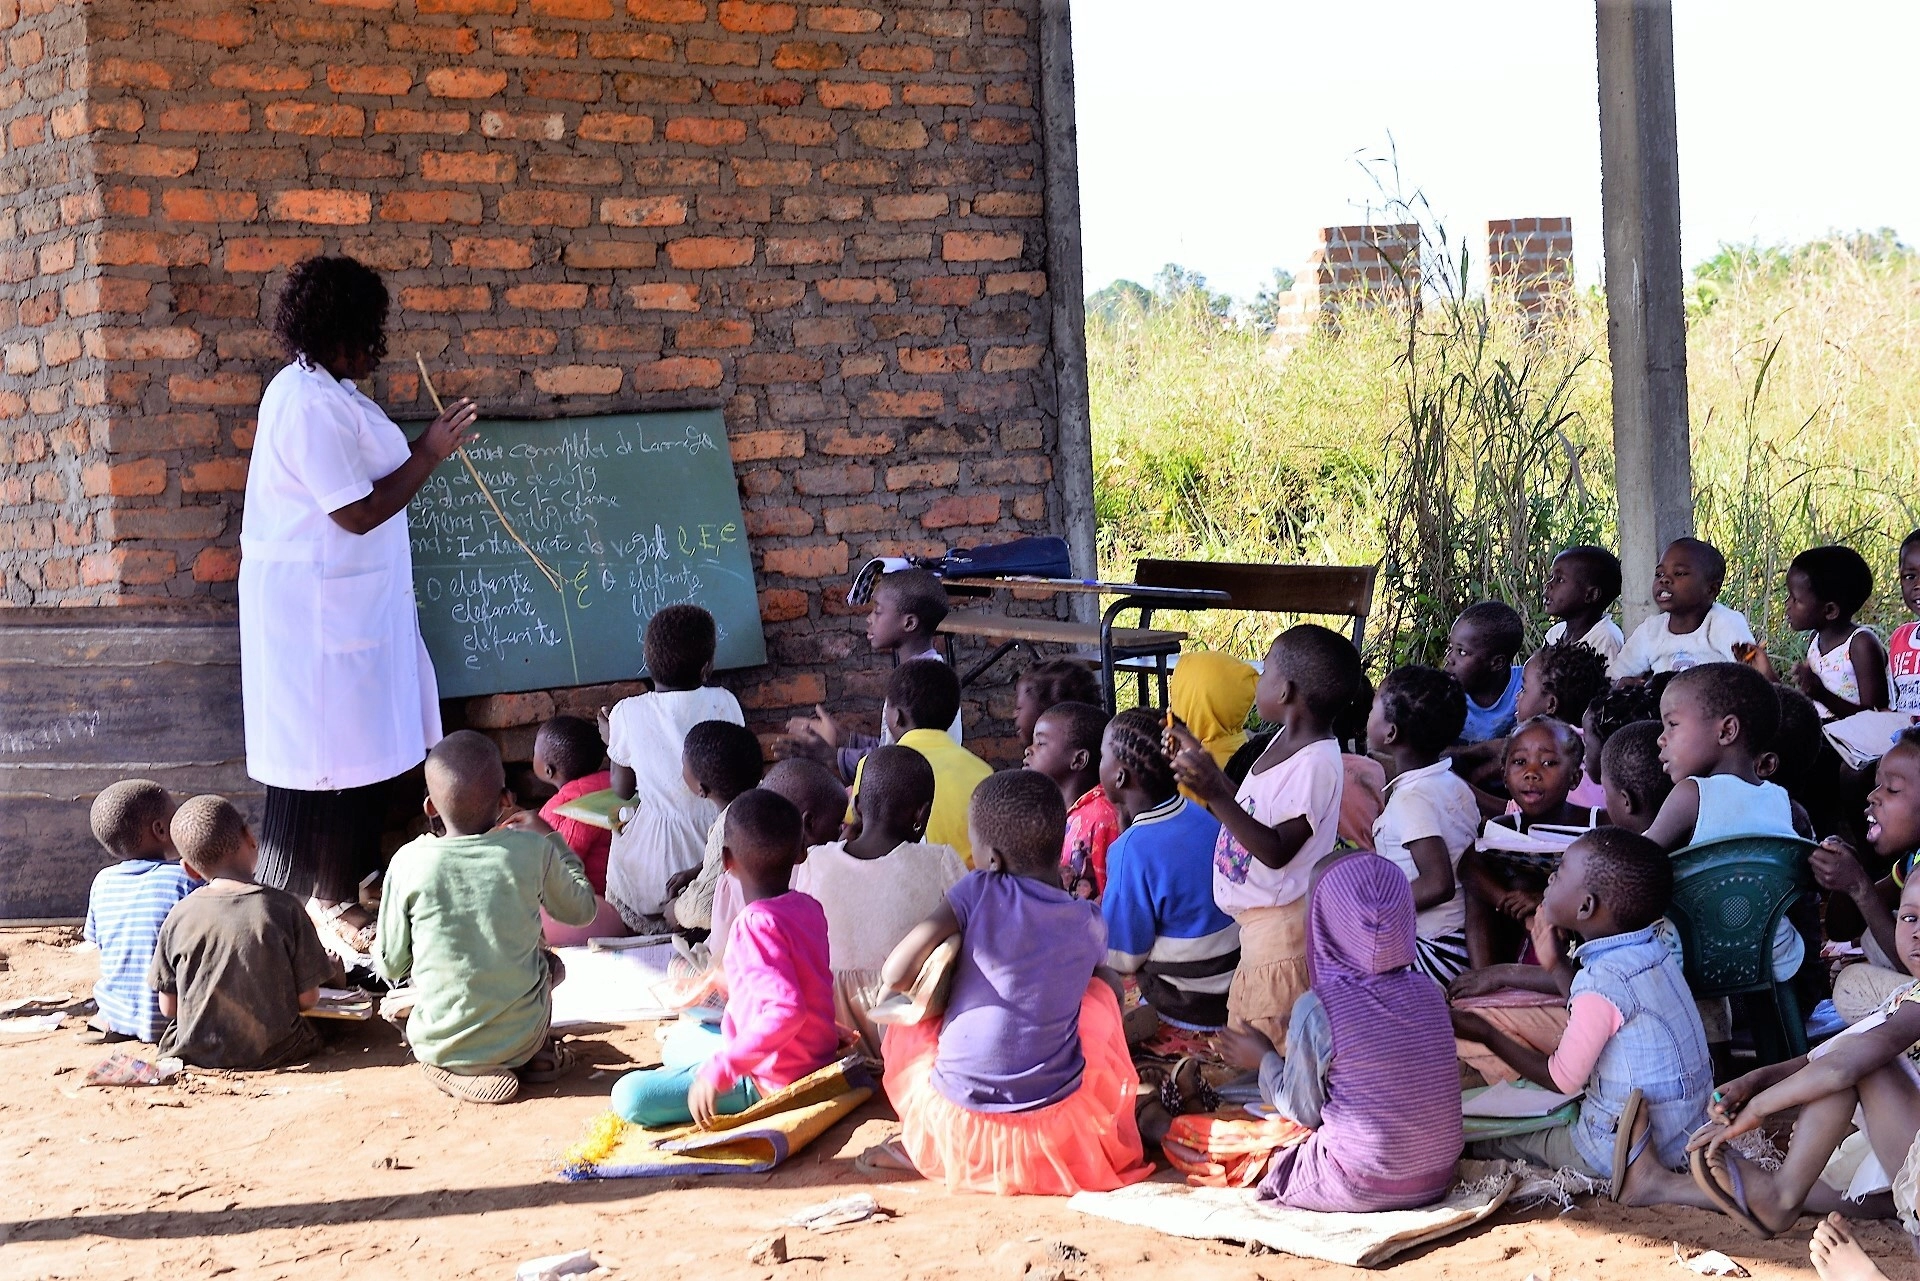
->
[1782,545,1887,720]
[600,604,745,931]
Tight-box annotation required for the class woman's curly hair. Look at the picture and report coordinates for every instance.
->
[273,256,389,367]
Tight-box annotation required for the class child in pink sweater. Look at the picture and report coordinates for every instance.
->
[610,790,838,1127]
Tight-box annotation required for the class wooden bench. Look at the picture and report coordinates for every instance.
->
[1130,559,1378,649]
[1108,560,1379,700]
[933,577,1227,711]
[938,612,1187,651]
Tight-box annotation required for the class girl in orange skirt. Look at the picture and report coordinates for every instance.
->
[870,769,1152,1195]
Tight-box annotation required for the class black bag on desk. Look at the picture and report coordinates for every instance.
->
[936,536,1073,580]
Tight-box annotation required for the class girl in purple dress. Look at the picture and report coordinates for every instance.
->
[1257,852,1464,1211]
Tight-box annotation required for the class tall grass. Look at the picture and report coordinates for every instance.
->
[1089,233,1920,669]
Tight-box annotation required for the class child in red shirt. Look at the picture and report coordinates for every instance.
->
[1024,701,1120,898]
[534,715,626,945]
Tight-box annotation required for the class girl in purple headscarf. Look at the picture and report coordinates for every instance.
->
[1251,851,1464,1211]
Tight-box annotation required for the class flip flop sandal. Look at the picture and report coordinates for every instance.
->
[422,1063,520,1105]
[1160,1056,1221,1116]
[1689,1144,1775,1238]
[516,1039,576,1085]
[1609,1087,1646,1201]
[853,1137,916,1177]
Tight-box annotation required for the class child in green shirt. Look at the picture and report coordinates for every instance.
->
[375,731,596,1104]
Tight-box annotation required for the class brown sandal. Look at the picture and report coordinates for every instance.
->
[516,1039,576,1085]
[422,1063,519,1104]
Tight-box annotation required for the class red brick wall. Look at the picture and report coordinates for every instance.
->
[1266,223,1420,353]
[1486,216,1574,312]
[0,0,107,598]
[1,0,1060,754]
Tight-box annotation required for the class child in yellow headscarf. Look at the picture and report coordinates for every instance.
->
[1170,651,1259,768]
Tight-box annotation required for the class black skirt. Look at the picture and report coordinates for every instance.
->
[255,778,398,903]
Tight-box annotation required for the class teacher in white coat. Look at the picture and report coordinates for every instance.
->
[240,256,478,954]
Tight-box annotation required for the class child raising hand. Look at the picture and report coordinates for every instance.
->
[1169,624,1360,1049]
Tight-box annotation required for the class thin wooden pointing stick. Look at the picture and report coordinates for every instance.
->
[414,352,564,592]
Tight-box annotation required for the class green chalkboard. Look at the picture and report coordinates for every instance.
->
[406,409,765,698]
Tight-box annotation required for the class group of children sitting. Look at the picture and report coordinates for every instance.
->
[76,533,1920,1275]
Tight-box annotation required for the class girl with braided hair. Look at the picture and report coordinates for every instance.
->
[1100,708,1239,1032]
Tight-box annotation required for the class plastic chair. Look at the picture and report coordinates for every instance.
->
[1665,835,1817,1065]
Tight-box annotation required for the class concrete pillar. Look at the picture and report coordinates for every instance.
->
[1597,0,1694,627]
[1040,0,1098,615]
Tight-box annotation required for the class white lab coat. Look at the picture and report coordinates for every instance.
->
[239,360,441,792]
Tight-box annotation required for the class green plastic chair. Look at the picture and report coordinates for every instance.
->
[1665,835,1817,1065]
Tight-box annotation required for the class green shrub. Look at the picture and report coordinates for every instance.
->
[1089,232,1920,672]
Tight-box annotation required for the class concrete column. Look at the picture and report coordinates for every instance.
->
[1039,0,1098,619]
[1597,0,1693,628]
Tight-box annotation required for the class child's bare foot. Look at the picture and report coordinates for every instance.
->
[309,898,376,955]
[1136,1098,1174,1147]
[1690,1142,1800,1236]
[1811,1214,1889,1281]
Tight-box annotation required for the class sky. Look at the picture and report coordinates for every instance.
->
[1072,1,1920,304]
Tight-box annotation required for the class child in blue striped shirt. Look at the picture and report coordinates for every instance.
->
[1099,709,1239,1031]
[83,780,196,1043]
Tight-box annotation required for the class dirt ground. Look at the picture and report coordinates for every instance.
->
[0,927,1904,1281]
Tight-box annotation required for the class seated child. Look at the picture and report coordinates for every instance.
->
[533,715,627,946]
[1611,537,1755,679]
[84,779,193,1043]
[1024,700,1119,897]
[1462,715,1601,967]
[1643,662,1813,982]
[376,732,597,1104]
[1890,529,1920,713]
[665,720,767,932]
[1770,685,1861,846]
[1581,682,1662,800]
[789,746,965,1054]
[1599,721,1673,837]
[1452,827,1715,1198]
[761,758,849,849]
[1169,650,1259,768]
[1681,873,1920,1239]
[1784,544,1888,720]
[150,795,334,1069]
[783,568,961,778]
[1099,708,1236,1031]
[1816,729,1920,1022]
[1226,853,1463,1213]
[1542,544,1626,665]
[1336,674,1388,849]
[1445,601,1526,743]
[708,758,849,968]
[850,660,992,867]
[601,603,746,932]
[1014,658,1103,750]
[611,790,839,1127]
[1514,639,1614,810]
[1170,624,1358,1048]
[872,769,1152,1194]
[1367,666,1482,984]
[1448,722,1675,1078]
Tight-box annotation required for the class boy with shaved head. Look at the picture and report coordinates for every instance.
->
[84,779,194,1044]
[376,731,597,1104]
[149,795,333,1068]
